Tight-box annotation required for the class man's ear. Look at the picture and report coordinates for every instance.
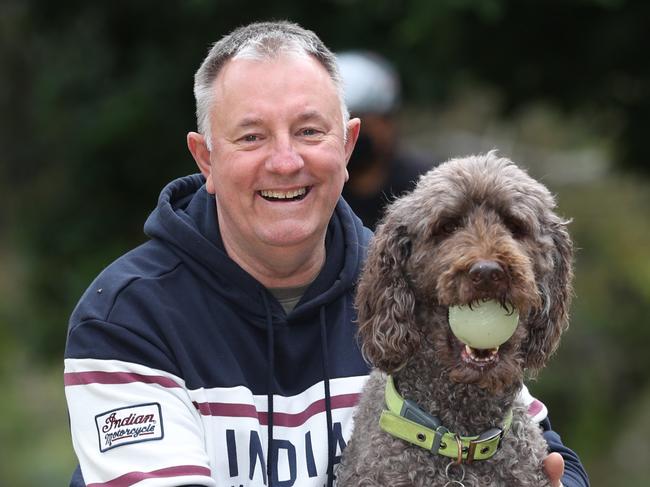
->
[344,117,361,166]
[187,132,215,194]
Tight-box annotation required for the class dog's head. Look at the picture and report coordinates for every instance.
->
[356,152,573,391]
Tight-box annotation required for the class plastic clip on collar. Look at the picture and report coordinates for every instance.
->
[379,375,512,464]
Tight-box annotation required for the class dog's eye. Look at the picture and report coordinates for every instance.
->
[440,219,461,235]
[504,217,527,239]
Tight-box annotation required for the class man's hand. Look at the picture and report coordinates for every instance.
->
[543,452,565,487]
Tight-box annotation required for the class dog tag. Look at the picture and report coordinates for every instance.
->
[444,461,466,487]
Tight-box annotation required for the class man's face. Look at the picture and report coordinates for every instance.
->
[201,53,358,254]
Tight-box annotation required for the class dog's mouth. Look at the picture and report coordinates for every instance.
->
[461,344,500,368]
[446,299,520,371]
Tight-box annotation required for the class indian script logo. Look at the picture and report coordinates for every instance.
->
[95,402,164,452]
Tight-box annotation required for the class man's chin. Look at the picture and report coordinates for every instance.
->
[258,224,324,249]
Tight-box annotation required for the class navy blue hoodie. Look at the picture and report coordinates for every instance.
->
[65,174,372,486]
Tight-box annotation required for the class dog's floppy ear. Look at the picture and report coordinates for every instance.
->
[525,221,574,371]
[355,223,420,373]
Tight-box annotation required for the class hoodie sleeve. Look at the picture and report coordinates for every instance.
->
[65,319,216,487]
[541,417,590,487]
[519,386,589,486]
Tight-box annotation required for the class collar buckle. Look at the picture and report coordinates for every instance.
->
[466,427,505,463]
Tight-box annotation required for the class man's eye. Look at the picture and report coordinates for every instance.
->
[242,134,259,142]
[300,128,319,137]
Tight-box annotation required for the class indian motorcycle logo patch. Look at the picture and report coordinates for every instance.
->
[95,402,164,452]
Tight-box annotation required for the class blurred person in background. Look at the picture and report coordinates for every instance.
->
[339,50,438,230]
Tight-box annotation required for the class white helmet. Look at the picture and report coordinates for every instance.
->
[336,50,401,115]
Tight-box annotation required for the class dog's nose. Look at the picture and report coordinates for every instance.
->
[469,260,505,287]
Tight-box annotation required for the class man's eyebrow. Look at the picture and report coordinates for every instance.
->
[234,111,329,129]
[296,110,328,124]
[235,117,264,129]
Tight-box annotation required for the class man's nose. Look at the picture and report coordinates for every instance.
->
[265,136,304,173]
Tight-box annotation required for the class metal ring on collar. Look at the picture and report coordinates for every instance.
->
[445,461,465,482]
[454,434,463,464]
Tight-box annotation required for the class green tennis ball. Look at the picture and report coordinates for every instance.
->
[448,300,519,350]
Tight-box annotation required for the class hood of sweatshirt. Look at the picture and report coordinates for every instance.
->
[143,174,371,327]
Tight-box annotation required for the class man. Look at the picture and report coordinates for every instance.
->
[64,21,588,487]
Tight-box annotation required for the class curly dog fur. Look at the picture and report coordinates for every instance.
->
[337,153,573,486]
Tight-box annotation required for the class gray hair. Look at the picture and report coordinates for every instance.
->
[193,21,350,149]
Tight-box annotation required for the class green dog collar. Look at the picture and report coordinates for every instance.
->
[379,375,512,463]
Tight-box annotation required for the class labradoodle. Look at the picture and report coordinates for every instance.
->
[337,153,573,486]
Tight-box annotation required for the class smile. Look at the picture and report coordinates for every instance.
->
[259,187,310,201]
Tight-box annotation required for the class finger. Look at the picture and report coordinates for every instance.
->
[543,452,565,487]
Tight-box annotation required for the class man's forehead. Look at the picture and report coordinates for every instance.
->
[210,55,341,126]
[214,53,333,93]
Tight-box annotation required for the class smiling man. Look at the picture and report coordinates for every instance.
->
[187,47,358,287]
[64,21,588,487]
[64,22,368,487]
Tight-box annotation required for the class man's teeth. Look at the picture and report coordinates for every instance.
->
[260,188,307,199]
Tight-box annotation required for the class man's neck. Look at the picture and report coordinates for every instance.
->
[221,234,326,289]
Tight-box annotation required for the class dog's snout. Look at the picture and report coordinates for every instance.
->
[469,260,505,287]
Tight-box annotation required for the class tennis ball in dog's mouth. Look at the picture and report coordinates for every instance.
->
[448,300,519,350]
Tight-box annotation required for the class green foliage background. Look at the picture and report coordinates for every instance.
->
[1,0,648,485]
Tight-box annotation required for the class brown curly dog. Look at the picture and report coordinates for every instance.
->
[337,153,573,486]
